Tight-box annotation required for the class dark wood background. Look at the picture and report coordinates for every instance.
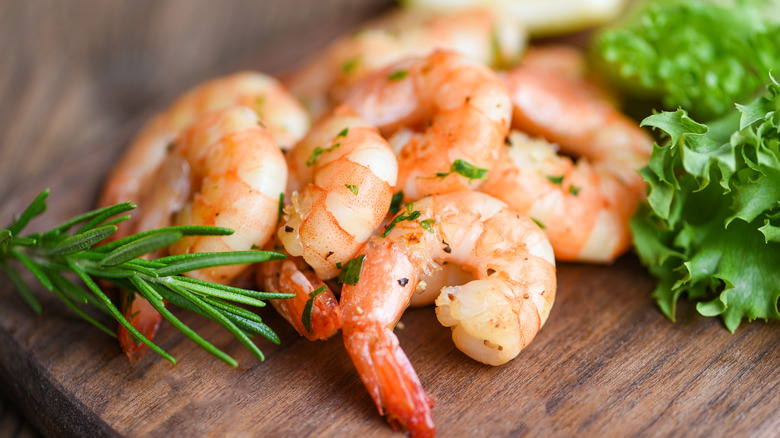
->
[1,1,779,437]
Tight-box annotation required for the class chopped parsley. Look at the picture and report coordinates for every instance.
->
[389,191,404,215]
[341,57,360,74]
[434,160,488,182]
[306,142,341,167]
[338,254,366,285]
[345,184,359,195]
[420,219,438,233]
[301,286,327,333]
[381,203,421,237]
[568,185,581,196]
[277,192,285,225]
[546,175,564,185]
[388,69,409,81]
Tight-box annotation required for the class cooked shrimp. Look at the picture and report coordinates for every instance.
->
[256,107,397,340]
[284,8,525,119]
[480,65,652,262]
[258,256,342,341]
[99,71,309,242]
[341,191,556,436]
[344,49,511,201]
[101,72,305,360]
[117,106,288,358]
[166,106,287,281]
[519,44,620,105]
[279,105,398,279]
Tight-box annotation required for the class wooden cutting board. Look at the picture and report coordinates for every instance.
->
[1,1,778,437]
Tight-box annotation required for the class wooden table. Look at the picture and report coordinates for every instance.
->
[1,1,778,437]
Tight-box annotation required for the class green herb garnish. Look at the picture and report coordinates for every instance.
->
[277,192,285,225]
[568,185,581,196]
[0,190,291,366]
[389,191,404,215]
[338,254,366,285]
[546,175,564,185]
[306,142,341,167]
[434,159,488,182]
[342,57,360,74]
[420,219,438,233]
[381,203,422,238]
[388,69,409,81]
[301,285,327,333]
[345,184,359,195]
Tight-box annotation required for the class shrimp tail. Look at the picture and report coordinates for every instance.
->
[118,290,163,361]
[259,258,342,340]
[344,325,436,438]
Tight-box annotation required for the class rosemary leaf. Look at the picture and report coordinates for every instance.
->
[166,281,265,361]
[100,214,132,228]
[167,278,268,308]
[132,277,237,367]
[95,225,233,253]
[49,201,134,235]
[6,189,49,235]
[11,236,38,247]
[48,271,90,306]
[65,258,176,364]
[0,229,11,255]
[49,282,116,338]
[0,260,41,314]
[100,231,183,267]
[48,225,117,256]
[173,275,293,300]
[9,248,54,291]
[75,202,136,234]
[154,251,285,276]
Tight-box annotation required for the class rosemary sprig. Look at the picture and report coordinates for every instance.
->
[0,189,292,366]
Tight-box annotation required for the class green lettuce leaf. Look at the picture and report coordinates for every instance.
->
[631,77,780,332]
[593,0,780,121]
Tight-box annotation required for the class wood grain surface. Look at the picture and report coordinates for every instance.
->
[1,1,779,437]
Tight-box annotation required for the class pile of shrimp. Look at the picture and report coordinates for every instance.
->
[99,7,652,437]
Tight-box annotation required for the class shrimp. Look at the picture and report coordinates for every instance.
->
[343,49,512,201]
[480,64,652,262]
[101,72,306,360]
[258,256,342,341]
[257,106,397,340]
[99,71,309,243]
[280,105,398,279]
[117,106,288,359]
[284,8,525,119]
[341,191,556,436]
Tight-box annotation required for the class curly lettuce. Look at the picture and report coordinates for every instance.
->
[631,77,780,332]
[593,0,780,121]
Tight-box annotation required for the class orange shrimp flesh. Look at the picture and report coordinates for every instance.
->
[480,64,652,262]
[258,256,342,341]
[341,192,556,436]
[344,50,511,201]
